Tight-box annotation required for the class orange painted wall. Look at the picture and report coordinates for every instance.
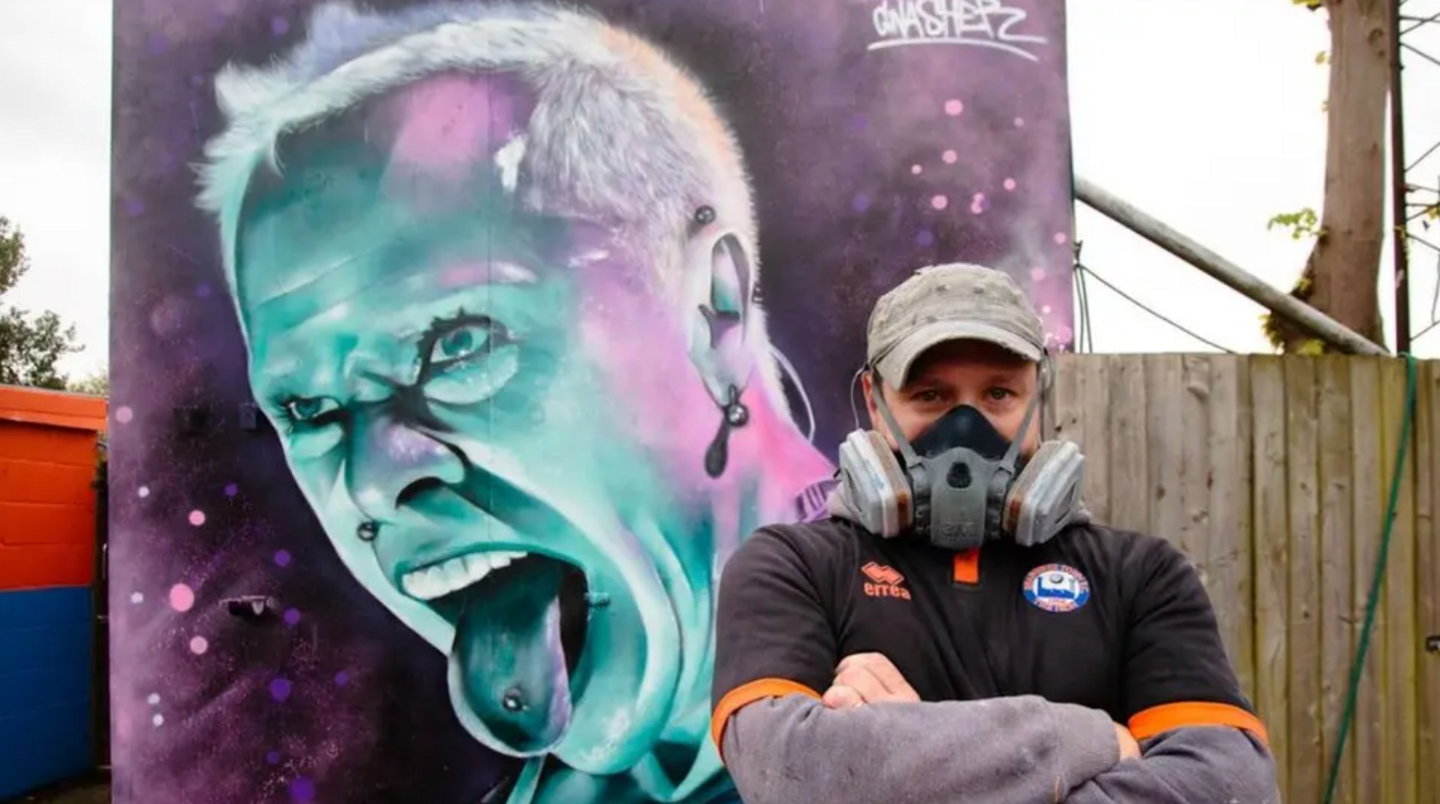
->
[0,385,107,592]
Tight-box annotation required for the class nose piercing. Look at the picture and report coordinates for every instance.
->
[356,520,380,542]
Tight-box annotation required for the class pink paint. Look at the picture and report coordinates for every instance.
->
[189,636,209,655]
[1004,178,1017,191]
[1030,267,1047,282]
[1026,281,1077,351]
[387,74,531,171]
[575,269,709,454]
[942,150,957,164]
[169,583,195,612]
[911,164,923,175]
[116,406,134,423]
[944,99,964,116]
[930,195,949,211]
[1053,232,1068,245]
[571,250,835,501]
[375,72,540,215]
[188,509,206,526]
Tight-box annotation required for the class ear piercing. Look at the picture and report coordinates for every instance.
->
[704,384,750,478]
[357,520,380,542]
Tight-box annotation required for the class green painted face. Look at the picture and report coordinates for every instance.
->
[227,74,734,777]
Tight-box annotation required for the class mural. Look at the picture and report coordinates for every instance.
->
[108,1,1074,802]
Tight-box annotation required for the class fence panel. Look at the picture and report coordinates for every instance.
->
[1051,354,1437,804]
[1418,360,1440,804]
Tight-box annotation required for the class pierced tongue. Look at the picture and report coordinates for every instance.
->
[449,557,572,754]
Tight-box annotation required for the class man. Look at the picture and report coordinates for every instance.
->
[194,3,835,802]
[711,263,1278,802]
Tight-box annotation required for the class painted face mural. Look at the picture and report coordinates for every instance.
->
[109,1,1075,802]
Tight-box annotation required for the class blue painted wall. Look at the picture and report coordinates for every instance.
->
[0,587,94,800]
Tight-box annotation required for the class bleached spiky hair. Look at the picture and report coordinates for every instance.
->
[195,0,793,413]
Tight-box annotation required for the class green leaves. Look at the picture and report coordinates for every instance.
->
[0,216,83,390]
[1267,207,1325,241]
[0,216,27,298]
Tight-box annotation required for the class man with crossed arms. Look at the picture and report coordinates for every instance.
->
[711,263,1278,802]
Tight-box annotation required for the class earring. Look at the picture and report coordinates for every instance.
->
[704,384,750,478]
[357,520,380,542]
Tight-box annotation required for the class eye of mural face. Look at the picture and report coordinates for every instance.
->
[434,322,487,366]
[282,395,341,425]
[418,312,521,406]
[273,394,346,459]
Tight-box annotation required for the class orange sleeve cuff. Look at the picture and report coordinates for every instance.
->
[710,677,822,756]
[1128,701,1270,747]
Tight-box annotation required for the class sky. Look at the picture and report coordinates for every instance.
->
[0,0,1437,380]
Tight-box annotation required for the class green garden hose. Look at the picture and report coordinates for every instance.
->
[1321,353,1419,804]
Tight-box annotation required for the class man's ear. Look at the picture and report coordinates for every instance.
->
[685,227,756,404]
[860,370,880,430]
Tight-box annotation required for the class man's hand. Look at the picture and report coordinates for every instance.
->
[1114,723,1141,761]
[822,652,921,708]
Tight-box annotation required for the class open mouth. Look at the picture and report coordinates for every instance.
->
[401,550,528,602]
[402,549,590,753]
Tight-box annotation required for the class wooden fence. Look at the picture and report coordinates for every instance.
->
[1045,354,1438,804]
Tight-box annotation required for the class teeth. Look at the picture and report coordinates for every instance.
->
[402,551,526,601]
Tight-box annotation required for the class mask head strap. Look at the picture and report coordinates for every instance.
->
[999,373,1042,475]
[867,367,923,471]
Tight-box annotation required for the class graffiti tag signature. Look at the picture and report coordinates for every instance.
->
[868,0,1048,62]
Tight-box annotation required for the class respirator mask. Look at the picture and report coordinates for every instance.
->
[836,358,1088,551]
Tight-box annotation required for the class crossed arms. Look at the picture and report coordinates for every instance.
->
[710,530,1279,804]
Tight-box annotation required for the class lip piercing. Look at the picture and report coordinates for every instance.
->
[502,686,526,712]
[357,520,380,542]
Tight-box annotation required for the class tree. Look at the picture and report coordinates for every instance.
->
[1264,0,1392,353]
[0,216,82,389]
[68,368,109,396]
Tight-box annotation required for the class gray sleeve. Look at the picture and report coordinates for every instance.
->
[720,693,1120,804]
[1062,726,1279,804]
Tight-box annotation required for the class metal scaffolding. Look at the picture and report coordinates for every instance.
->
[1395,0,1440,350]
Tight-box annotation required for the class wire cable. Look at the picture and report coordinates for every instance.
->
[1074,263,1237,353]
[1071,242,1095,353]
[1321,353,1419,804]
[1073,261,1094,353]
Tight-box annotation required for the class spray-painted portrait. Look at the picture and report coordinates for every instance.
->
[108,0,1075,801]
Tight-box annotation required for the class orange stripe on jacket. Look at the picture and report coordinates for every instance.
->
[1128,701,1270,747]
[952,549,980,584]
[710,678,822,757]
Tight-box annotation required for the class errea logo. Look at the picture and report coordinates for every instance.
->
[861,561,912,600]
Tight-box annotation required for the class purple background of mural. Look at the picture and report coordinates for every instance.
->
[108,0,1074,801]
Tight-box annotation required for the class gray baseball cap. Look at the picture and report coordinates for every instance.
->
[866,262,1046,387]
